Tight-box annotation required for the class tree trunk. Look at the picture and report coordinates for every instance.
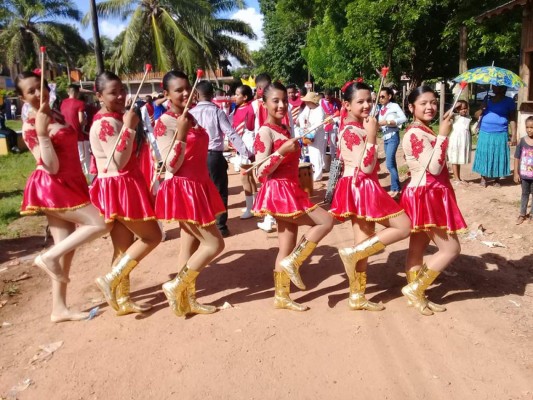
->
[90,0,104,75]
[459,25,469,99]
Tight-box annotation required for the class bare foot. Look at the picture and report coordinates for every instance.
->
[34,255,69,283]
[51,310,90,323]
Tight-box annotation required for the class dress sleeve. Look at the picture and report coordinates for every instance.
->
[406,128,448,176]
[154,114,186,175]
[254,127,284,178]
[23,118,59,174]
[92,116,135,171]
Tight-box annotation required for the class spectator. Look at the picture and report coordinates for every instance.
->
[60,84,90,178]
[140,94,161,161]
[0,110,21,153]
[189,81,252,237]
[10,102,17,119]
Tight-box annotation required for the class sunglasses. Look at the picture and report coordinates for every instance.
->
[379,95,387,99]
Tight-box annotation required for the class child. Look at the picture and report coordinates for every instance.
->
[513,116,533,224]
[400,86,466,316]
[154,71,226,317]
[252,82,334,311]
[330,81,411,311]
[447,100,471,185]
[231,84,257,219]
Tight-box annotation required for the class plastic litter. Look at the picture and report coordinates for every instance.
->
[7,378,33,399]
[29,341,63,365]
[87,306,100,320]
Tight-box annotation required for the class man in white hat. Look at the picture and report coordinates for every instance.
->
[299,92,327,181]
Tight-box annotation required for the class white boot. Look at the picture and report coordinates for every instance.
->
[258,214,275,232]
[241,195,254,219]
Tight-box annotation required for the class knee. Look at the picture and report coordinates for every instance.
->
[322,214,335,233]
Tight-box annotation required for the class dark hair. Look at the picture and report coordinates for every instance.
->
[526,116,533,124]
[255,73,272,85]
[380,87,395,101]
[236,85,253,102]
[196,81,214,99]
[325,88,335,96]
[262,82,287,102]
[162,70,188,91]
[454,99,468,112]
[95,71,121,93]
[68,84,80,92]
[407,86,436,105]
[286,83,297,90]
[342,82,372,102]
[15,71,49,96]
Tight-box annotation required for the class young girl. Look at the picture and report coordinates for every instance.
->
[252,82,334,312]
[90,71,162,316]
[447,100,471,185]
[513,116,533,224]
[154,70,225,317]
[330,82,411,311]
[400,86,467,316]
[17,71,109,322]
[231,84,257,219]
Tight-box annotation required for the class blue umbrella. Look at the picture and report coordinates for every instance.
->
[453,66,525,89]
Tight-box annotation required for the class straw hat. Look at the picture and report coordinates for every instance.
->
[301,91,320,105]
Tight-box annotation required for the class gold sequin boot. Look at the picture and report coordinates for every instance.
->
[279,236,317,290]
[406,268,446,313]
[116,275,152,316]
[186,272,216,315]
[162,265,194,317]
[402,264,442,316]
[273,271,308,312]
[348,271,385,311]
[339,236,385,283]
[95,254,138,311]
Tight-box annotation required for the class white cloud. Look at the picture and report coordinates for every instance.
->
[230,7,264,52]
[99,20,126,40]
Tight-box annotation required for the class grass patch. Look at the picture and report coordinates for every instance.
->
[5,119,22,132]
[0,152,35,237]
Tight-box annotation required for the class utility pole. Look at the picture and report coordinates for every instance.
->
[90,0,104,75]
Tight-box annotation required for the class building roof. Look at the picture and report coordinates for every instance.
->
[476,0,531,21]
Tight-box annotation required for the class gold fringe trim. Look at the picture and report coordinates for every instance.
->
[411,224,468,235]
[329,209,405,222]
[159,210,224,228]
[102,213,157,223]
[253,204,318,219]
[20,201,91,216]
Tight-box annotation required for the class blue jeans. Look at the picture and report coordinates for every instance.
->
[384,133,401,192]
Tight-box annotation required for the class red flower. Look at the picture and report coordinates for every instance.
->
[99,120,115,142]
[363,145,376,167]
[169,142,183,168]
[154,120,166,137]
[24,129,38,150]
[254,135,266,154]
[115,129,131,152]
[273,138,285,152]
[343,129,361,151]
[437,138,448,165]
[262,154,282,175]
[410,134,424,159]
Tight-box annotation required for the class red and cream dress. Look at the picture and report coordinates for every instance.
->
[89,112,156,222]
[231,101,255,164]
[21,109,90,215]
[329,121,404,221]
[400,123,467,233]
[154,111,225,227]
[252,123,317,218]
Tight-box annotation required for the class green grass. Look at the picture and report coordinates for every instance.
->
[5,119,22,132]
[0,152,35,237]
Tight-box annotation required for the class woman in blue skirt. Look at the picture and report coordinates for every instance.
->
[473,85,517,187]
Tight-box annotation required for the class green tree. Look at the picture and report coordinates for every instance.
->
[85,0,256,75]
[0,0,88,71]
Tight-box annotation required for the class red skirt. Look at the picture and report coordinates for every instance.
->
[253,178,317,218]
[21,170,90,215]
[90,168,156,222]
[155,176,225,227]
[329,172,404,221]
[400,173,467,233]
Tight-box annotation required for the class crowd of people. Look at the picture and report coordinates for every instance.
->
[12,67,532,323]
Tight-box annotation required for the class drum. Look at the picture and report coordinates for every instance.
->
[324,158,343,204]
[298,162,313,196]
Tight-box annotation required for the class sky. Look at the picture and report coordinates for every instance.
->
[71,0,264,52]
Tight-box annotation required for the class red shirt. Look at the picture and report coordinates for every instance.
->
[232,102,255,135]
[60,98,86,141]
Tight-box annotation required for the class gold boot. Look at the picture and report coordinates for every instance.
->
[279,236,317,290]
[162,265,195,317]
[339,236,385,283]
[95,254,138,311]
[406,268,446,313]
[115,275,153,316]
[186,273,216,315]
[348,271,385,311]
[401,264,441,316]
[273,271,308,312]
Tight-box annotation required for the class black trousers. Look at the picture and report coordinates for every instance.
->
[207,151,228,231]
[0,128,18,150]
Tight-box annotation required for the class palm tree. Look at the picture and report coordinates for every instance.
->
[85,0,256,74]
[0,0,87,71]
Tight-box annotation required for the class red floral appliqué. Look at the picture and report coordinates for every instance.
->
[154,120,166,137]
[437,138,448,165]
[363,145,376,167]
[99,120,115,142]
[343,129,361,151]
[273,138,286,152]
[254,134,266,154]
[169,142,183,168]
[115,129,131,152]
[24,129,38,150]
[410,134,424,159]
[262,154,282,176]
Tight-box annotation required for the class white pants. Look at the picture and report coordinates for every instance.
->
[328,126,339,159]
[308,133,327,181]
[78,141,91,177]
